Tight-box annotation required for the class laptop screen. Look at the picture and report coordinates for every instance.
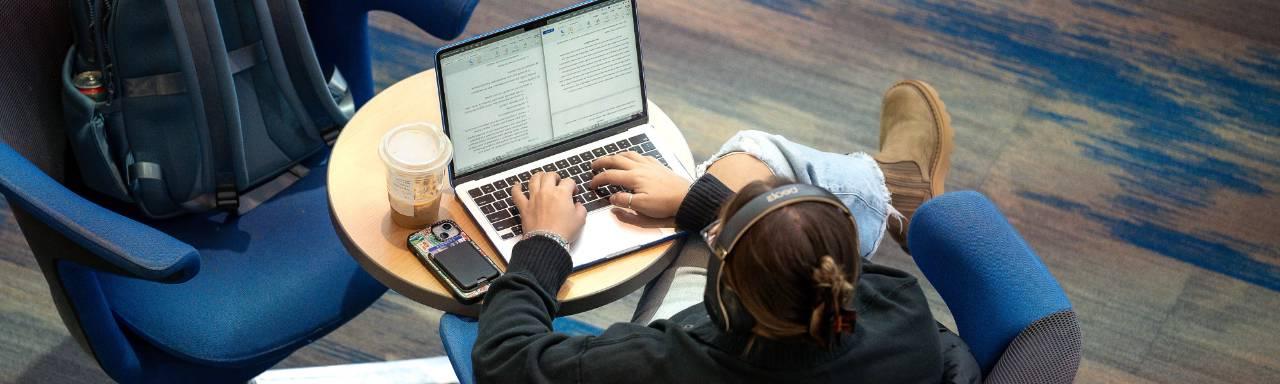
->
[439,0,644,175]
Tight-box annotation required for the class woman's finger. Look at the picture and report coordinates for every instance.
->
[641,153,663,166]
[618,150,647,163]
[619,150,663,168]
[545,172,567,199]
[558,174,577,195]
[609,191,639,209]
[589,169,636,189]
[510,184,528,211]
[529,169,545,194]
[540,169,560,194]
[591,154,640,172]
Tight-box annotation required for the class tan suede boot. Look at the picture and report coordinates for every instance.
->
[875,80,954,253]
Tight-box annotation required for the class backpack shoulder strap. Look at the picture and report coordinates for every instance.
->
[171,0,240,211]
[260,0,348,137]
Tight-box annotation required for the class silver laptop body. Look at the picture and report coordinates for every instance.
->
[435,0,692,269]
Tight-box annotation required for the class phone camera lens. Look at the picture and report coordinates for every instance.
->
[442,223,452,230]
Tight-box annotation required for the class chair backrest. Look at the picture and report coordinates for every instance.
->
[0,0,109,357]
[0,0,70,178]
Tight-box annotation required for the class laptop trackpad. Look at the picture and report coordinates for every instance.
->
[568,209,676,268]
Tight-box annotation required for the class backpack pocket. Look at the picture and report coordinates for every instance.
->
[60,48,132,203]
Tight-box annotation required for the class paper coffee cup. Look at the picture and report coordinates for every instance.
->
[379,123,453,228]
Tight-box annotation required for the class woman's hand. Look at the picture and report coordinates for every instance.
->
[589,151,691,219]
[511,171,587,242]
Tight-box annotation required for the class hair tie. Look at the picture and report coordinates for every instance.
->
[808,256,857,347]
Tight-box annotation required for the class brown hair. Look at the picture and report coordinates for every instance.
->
[718,177,860,346]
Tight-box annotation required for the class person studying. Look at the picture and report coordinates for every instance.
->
[436,0,693,268]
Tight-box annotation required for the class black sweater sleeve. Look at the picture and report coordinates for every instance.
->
[675,174,734,232]
[473,236,581,383]
[503,236,573,295]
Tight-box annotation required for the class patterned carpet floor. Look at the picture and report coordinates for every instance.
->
[2,1,1276,382]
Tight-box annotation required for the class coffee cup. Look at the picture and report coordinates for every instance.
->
[379,123,453,228]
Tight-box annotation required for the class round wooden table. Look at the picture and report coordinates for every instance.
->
[328,70,695,316]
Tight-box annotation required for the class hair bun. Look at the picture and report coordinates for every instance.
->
[808,256,857,347]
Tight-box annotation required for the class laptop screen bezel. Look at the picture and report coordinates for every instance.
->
[434,0,649,183]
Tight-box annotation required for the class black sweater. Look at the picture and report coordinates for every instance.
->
[474,175,981,383]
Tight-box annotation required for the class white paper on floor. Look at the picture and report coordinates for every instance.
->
[250,356,458,384]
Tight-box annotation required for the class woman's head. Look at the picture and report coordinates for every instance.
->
[716,177,860,345]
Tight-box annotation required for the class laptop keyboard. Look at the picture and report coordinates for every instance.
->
[466,134,668,240]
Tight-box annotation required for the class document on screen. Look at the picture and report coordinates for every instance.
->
[441,29,554,174]
[542,2,642,138]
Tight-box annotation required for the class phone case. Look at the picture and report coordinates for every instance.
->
[408,220,503,304]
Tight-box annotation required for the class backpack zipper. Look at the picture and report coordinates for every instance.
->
[94,0,118,105]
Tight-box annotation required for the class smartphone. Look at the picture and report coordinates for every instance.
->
[408,220,502,304]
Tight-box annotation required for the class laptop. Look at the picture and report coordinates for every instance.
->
[435,0,692,269]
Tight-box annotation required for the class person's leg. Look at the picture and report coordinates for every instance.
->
[694,81,955,255]
[695,131,894,258]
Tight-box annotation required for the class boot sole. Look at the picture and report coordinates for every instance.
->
[886,80,953,197]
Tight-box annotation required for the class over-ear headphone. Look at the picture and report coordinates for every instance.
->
[701,184,858,334]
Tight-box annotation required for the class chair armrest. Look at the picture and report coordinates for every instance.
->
[439,314,480,384]
[439,313,603,384]
[370,0,479,40]
[907,191,1072,373]
[0,143,199,282]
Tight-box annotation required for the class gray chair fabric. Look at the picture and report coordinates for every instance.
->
[985,310,1082,384]
[0,0,70,178]
[0,0,106,356]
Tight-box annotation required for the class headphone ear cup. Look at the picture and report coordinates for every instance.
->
[703,256,730,330]
[703,255,756,333]
[720,286,755,333]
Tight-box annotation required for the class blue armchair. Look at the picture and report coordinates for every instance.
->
[908,191,1080,383]
[438,191,1081,383]
[0,1,475,383]
[304,0,480,108]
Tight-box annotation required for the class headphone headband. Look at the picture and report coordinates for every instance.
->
[708,184,854,260]
[702,183,858,335]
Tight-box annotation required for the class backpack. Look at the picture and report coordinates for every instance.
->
[62,0,347,218]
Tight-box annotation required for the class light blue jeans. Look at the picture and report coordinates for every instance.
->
[632,130,894,324]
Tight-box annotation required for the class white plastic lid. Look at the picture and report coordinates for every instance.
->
[379,123,453,173]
